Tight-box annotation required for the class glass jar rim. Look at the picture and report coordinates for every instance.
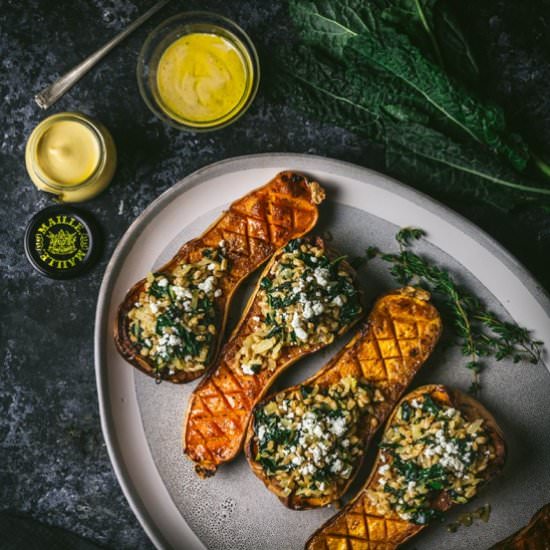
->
[28,112,107,191]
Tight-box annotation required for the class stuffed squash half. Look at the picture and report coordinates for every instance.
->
[245,287,442,510]
[306,384,506,550]
[491,503,550,549]
[184,236,363,477]
[114,171,325,383]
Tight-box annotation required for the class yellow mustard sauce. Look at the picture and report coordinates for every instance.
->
[36,120,100,186]
[25,113,116,202]
[156,32,252,126]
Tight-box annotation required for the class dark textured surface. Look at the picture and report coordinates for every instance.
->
[1,1,549,549]
[453,0,550,158]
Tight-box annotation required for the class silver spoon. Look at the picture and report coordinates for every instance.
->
[35,0,171,109]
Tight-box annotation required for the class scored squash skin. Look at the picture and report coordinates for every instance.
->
[305,384,507,550]
[114,171,325,384]
[491,503,550,549]
[183,236,363,477]
[245,287,442,510]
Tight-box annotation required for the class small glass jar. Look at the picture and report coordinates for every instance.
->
[137,12,260,131]
[25,112,117,203]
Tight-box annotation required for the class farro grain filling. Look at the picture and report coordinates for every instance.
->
[367,393,497,525]
[127,243,228,376]
[252,375,381,497]
[237,238,361,376]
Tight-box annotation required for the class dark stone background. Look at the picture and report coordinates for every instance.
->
[1,1,548,549]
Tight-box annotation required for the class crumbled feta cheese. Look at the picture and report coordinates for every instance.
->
[157,278,168,287]
[198,275,216,294]
[330,459,343,474]
[313,267,330,287]
[242,363,258,375]
[171,285,191,299]
[328,417,347,437]
[291,312,309,341]
[303,301,314,319]
[149,302,159,314]
[332,295,345,307]
[292,280,305,294]
[257,425,266,441]
[302,412,316,431]
[312,302,324,315]
[311,446,322,464]
[300,463,316,476]
[214,289,222,298]
[292,455,304,466]
[167,334,181,346]
[440,454,465,474]
[378,464,390,475]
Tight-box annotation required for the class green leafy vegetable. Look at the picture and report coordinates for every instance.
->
[280,0,550,208]
[377,0,443,65]
[289,0,371,56]
[433,3,479,86]
[279,47,550,210]
[384,123,550,210]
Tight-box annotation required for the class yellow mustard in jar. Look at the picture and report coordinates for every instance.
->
[155,32,254,127]
[25,113,117,202]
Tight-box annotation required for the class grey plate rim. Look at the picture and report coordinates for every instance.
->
[94,153,550,549]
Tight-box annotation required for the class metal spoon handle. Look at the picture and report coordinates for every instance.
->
[34,0,171,110]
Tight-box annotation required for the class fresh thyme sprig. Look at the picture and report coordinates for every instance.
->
[366,227,543,394]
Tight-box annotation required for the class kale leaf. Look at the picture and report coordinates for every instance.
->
[279,0,550,209]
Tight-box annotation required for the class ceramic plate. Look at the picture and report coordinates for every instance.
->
[95,154,550,550]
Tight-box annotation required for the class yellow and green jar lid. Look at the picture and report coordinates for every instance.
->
[24,205,101,279]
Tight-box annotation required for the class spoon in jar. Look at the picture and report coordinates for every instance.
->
[35,0,171,110]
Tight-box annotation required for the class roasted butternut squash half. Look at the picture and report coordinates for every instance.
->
[114,171,325,383]
[491,503,550,549]
[184,236,363,477]
[245,287,442,510]
[306,384,506,550]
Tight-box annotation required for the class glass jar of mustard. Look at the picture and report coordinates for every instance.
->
[25,112,117,203]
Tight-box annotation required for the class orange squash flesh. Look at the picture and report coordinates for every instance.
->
[245,287,442,510]
[183,237,363,477]
[114,171,325,384]
[306,385,507,550]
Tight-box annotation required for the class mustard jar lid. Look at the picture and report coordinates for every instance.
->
[24,205,101,279]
